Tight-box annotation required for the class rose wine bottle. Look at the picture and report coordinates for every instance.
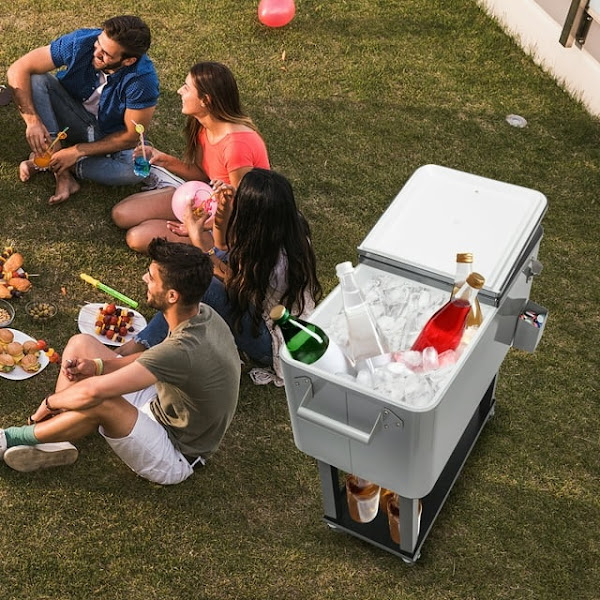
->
[411,272,485,354]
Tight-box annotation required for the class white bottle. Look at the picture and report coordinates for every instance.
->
[336,262,390,372]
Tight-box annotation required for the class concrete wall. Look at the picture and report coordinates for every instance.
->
[477,0,600,117]
[536,0,570,24]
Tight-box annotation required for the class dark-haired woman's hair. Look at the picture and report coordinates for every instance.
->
[225,168,322,336]
[102,15,151,59]
[148,238,213,306]
[183,62,256,164]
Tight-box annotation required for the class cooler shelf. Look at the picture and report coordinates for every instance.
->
[318,377,497,563]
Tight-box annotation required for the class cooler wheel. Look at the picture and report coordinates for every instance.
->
[401,553,420,566]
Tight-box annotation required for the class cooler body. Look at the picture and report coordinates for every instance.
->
[280,165,548,500]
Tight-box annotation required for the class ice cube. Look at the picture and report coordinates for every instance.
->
[438,349,457,368]
[404,374,434,408]
[356,369,373,387]
[417,289,431,311]
[422,346,439,372]
[395,349,422,370]
[337,372,358,383]
[426,364,454,391]
[386,361,412,376]
[385,284,409,306]
[372,365,394,389]
[376,314,396,334]
[402,316,421,349]
[365,288,381,304]
[369,303,386,318]
[328,312,349,347]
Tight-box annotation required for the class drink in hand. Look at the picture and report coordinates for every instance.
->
[33,151,52,169]
[133,156,151,178]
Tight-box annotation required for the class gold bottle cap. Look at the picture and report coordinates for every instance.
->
[466,272,485,289]
[456,252,474,263]
[269,305,287,321]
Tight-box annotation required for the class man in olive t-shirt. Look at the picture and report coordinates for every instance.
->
[138,305,240,461]
[0,239,240,484]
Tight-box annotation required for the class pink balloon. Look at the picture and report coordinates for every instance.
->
[258,0,296,28]
[171,181,216,222]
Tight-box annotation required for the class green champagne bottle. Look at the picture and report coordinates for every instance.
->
[270,305,351,373]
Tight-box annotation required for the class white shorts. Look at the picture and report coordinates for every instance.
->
[100,386,195,485]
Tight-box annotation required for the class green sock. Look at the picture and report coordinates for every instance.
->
[4,425,39,447]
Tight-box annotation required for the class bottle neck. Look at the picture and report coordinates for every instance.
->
[338,271,368,311]
[273,308,291,326]
[454,261,472,284]
[454,280,480,306]
[339,272,361,293]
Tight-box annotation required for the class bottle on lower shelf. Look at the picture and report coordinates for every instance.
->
[345,474,381,523]
[386,494,423,545]
[379,487,395,513]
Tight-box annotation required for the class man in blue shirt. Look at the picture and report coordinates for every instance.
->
[7,15,159,205]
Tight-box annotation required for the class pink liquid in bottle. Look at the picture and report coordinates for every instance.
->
[410,299,471,354]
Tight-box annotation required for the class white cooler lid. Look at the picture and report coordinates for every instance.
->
[358,164,547,297]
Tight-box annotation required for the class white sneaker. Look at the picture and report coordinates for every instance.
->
[140,166,185,191]
[3,442,78,472]
[0,429,6,459]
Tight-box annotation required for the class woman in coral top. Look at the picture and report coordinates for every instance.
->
[112,61,270,253]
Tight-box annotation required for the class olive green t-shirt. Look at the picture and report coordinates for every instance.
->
[137,305,240,459]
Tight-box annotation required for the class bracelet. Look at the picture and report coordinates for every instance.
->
[44,395,57,413]
[93,358,104,376]
[204,247,217,257]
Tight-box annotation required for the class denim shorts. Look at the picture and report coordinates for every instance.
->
[135,274,273,366]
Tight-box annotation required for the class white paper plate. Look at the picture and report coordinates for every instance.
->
[0,328,49,380]
[77,303,147,347]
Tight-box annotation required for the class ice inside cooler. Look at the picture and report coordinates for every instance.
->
[310,263,495,412]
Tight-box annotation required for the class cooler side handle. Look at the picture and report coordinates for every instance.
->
[295,378,382,444]
[523,258,543,282]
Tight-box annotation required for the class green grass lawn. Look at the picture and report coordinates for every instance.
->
[0,1,599,598]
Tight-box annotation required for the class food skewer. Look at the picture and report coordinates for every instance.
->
[80,273,139,309]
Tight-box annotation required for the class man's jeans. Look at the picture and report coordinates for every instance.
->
[30,73,141,185]
[135,276,273,366]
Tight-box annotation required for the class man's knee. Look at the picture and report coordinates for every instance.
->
[63,333,104,355]
[30,73,56,95]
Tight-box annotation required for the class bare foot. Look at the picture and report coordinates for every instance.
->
[49,172,80,206]
[19,158,37,182]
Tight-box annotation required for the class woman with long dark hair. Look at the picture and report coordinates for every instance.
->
[112,61,269,253]
[128,169,321,381]
[198,168,321,362]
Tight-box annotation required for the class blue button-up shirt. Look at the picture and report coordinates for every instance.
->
[50,28,159,137]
